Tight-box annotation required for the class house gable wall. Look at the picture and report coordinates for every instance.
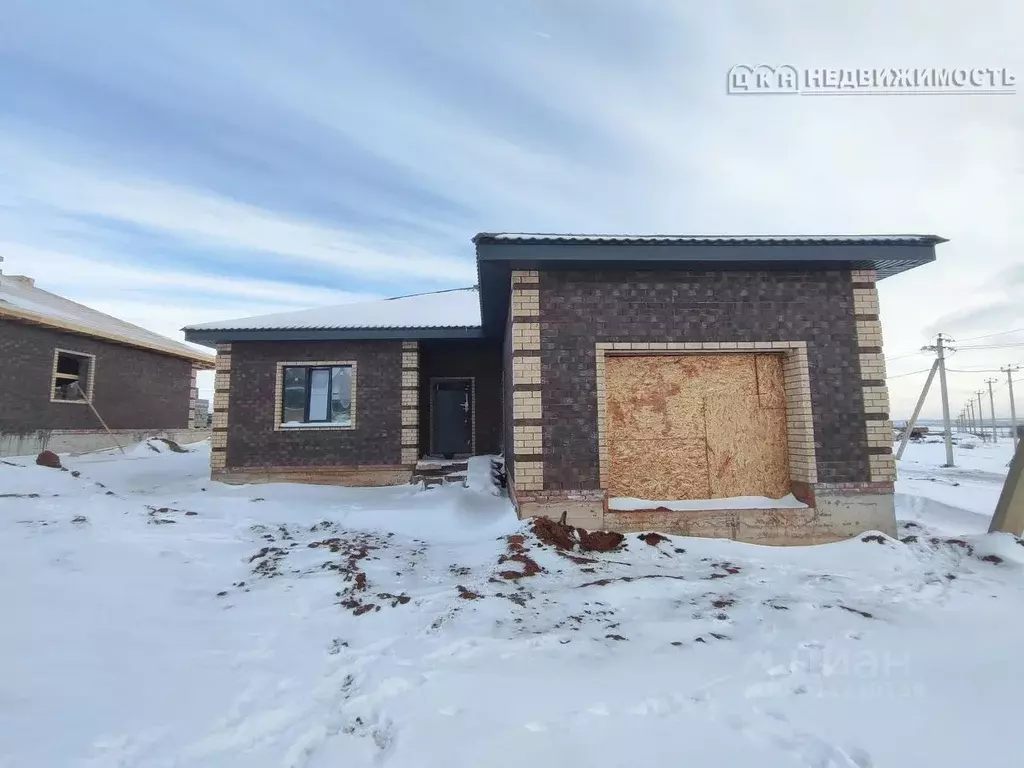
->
[0,318,193,434]
[223,340,404,470]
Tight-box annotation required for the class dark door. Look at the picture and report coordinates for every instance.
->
[432,379,472,457]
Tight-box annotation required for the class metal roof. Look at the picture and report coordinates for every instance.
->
[474,233,947,246]
[0,274,214,366]
[184,232,945,345]
[183,287,483,346]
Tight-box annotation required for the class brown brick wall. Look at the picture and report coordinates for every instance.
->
[539,268,870,489]
[224,340,403,468]
[0,318,193,433]
[418,339,503,455]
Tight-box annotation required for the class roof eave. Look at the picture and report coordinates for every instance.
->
[184,325,485,346]
[1,305,215,367]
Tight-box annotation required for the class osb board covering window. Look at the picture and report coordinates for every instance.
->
[605,353,790,500]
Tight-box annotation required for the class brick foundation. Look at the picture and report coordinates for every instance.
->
[211,465,411,487]
[512,482,896,544]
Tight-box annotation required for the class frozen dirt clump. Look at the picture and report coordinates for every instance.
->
[35,450,62,469]
[577,528,624,552]
[639,532,666,546]
[529,517,624,552]
[531,517,576,550]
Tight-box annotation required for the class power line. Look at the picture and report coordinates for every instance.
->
[953,327,1024,343]
[946,367,1010,373]
[888,367,933,379]
[885,351,925,362]
[955,343,1024,350]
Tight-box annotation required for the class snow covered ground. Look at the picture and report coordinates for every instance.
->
[1,438,1022,767]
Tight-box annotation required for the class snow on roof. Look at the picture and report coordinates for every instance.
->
[185,286,482,332]
[0,275,213,365]
[475,233,946,245]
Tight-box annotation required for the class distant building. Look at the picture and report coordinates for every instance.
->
[0,273,214,456]
[194,398,211,427]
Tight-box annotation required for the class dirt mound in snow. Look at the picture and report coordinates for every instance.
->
[35,450,62,469]
[578,528,625,552]
[531,517,576,549]
[497,534,543,579]
[530,517,624,552]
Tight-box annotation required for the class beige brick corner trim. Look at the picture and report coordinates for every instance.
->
[512,355,541,385]
[850,268,878,283]
[856,319,884,348]
[512,322,540,351]
[853,287,880,315]
[401,341,419,461]
[869,453,896,481]
[516,461,544,491]
[211,343,232,470]
[859,352,886,381]
[862,385,890,414]
[510,274,544,488]
[511,269,539,284]
[188,366,200,428]
[865,419,893,448]
[594,340,817,488]
[512,389,542,419]
[512,288,540,318]
[513,424,543,453]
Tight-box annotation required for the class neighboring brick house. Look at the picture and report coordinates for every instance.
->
[0,273,214,456]
[184,233,944,544]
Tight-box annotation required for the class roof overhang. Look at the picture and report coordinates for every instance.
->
[184,325,483,347]
[1,303,215,367]
[474,234,945,336]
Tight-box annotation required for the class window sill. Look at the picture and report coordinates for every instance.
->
[277,423,356,431]
[50,398,89,405]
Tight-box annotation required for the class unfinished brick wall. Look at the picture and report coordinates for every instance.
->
[0,318,195,433]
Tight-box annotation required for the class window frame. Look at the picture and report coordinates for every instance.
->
[50,348,96,405]
[274,360,357,431]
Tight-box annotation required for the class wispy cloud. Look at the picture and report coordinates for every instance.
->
[0,0,1021,416]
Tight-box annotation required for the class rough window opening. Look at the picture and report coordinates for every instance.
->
[280,365,354,427]
[52,350,94,402]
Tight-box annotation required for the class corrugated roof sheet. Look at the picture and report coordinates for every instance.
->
[474,233,946,245]
[0,275,214,365]
[184,286,481,332]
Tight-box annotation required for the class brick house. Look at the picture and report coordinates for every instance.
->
[184,233,944,544]
[0,273,214,456]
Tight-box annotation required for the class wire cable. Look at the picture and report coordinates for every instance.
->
[887,368,933,379]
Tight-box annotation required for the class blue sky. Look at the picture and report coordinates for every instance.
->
[0,0,1021,415]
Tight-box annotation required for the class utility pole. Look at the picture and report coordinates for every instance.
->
[931,334,955,465]
[1002,365,1020,449]
[989,439,1024,535]
[976,391,987,442]
[896,360,939,460]
[985,378,999,443]
[970,401,979,434]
